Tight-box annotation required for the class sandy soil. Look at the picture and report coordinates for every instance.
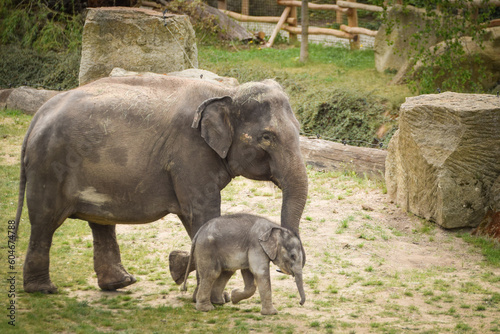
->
[69,175,500,333]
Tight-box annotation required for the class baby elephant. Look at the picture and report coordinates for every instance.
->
[182,213,306,315]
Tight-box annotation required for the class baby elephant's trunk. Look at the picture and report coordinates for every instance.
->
[295,273,306,305]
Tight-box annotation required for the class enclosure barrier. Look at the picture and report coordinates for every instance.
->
[217,0,382,49]
[217,0,500,49]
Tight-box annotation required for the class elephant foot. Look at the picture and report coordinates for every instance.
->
[96,263,137,291]
[23,271,58,294]
[24,280,58,294]
[212,291,230,305]
[196,301,215,312]
[99,275,137,291]
[261,306,278,315]
[169,250,193,285]
[231,289,247,304]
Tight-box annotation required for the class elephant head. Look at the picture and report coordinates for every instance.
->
[259,226,306,305]
[192,80,308,239]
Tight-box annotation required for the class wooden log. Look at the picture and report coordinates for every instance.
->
[141,1,161,8]
[337,0,384,12]
[340,24,377,37]
[222,9,297,25]
[489,19,500,27]
[266,6,292,48]
[299,137,387,179]
[277,0,349,13]
[283,25,354,39]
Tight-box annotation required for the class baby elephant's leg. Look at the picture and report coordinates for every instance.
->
[231,269,257,304]
[254,268,278,315]
[196,269,219,312]
[211,271,234,304]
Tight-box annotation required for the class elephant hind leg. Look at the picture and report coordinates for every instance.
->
[23,214,67,293]
[231,269,256,304]
[211,271,234,305]
[89,222,136,290]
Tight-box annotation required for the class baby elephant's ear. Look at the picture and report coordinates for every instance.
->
[259,228,281,261]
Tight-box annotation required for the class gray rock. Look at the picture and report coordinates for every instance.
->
[79,7,198,86]
[385,92,500,229]
[374,5,437,74]
[109,67,239,86]
[3,87,61,115]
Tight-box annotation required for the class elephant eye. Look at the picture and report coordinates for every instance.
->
[261,132,274,142]
[291,254,297,261]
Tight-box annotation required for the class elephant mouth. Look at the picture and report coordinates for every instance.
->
[276,268,293,277]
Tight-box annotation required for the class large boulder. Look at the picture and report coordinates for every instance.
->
[415,26,500,91]
[1,87,61,115]
[374,5,438,73]
[79,7,198,86]
[109,67,239,86]
[385,92,500,229]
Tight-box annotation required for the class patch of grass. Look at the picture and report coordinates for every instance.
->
[459,233,500,267]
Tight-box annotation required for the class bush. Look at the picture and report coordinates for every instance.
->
[0,45,80,90]
[297,88,394,147]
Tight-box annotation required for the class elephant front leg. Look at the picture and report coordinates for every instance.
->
[231,269,257,304]
[254,268,278,315]
[89,222,136,290]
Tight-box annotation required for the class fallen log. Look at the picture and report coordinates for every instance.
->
[299,137,387,179]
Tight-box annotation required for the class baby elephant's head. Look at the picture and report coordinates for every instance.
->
[259,226,306,305]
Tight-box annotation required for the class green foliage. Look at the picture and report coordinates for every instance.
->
[459,233,500,267]
[298,87,391,146]
[0,0,83,89]
[0,0,83,52]
[0,45,80,89]
[380,0,497,93]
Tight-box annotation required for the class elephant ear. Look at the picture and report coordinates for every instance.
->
[259,227,282,261]
[191,96,234,159]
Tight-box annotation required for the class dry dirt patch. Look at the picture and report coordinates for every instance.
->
[66,174,500,332]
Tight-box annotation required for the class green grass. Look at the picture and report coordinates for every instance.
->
[459,233,500,267]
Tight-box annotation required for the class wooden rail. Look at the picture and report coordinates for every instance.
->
[217,0,500,48]
[217,0,382,50]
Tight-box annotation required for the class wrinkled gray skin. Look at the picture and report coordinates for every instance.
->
[182,214,305,315]
[14,75,308,295]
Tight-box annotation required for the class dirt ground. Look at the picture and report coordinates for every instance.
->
[69,174,500,333]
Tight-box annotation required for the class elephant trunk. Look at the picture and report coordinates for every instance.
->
[276,153,308,237]
[295,273,306,305]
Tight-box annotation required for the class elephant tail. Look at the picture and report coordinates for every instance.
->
[13,129,29,241]
[181,235,197,292]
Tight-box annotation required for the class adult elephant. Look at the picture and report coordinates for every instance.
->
[14,74,308,294]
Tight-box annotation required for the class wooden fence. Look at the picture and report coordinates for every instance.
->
[216,0,382,49]
[216,0,500,49]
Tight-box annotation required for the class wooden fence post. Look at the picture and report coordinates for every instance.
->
[242,0,249,15]
[289,6,298,43]
[347,0,360,50]
[218,0,227,11]
[266,6,292,47]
